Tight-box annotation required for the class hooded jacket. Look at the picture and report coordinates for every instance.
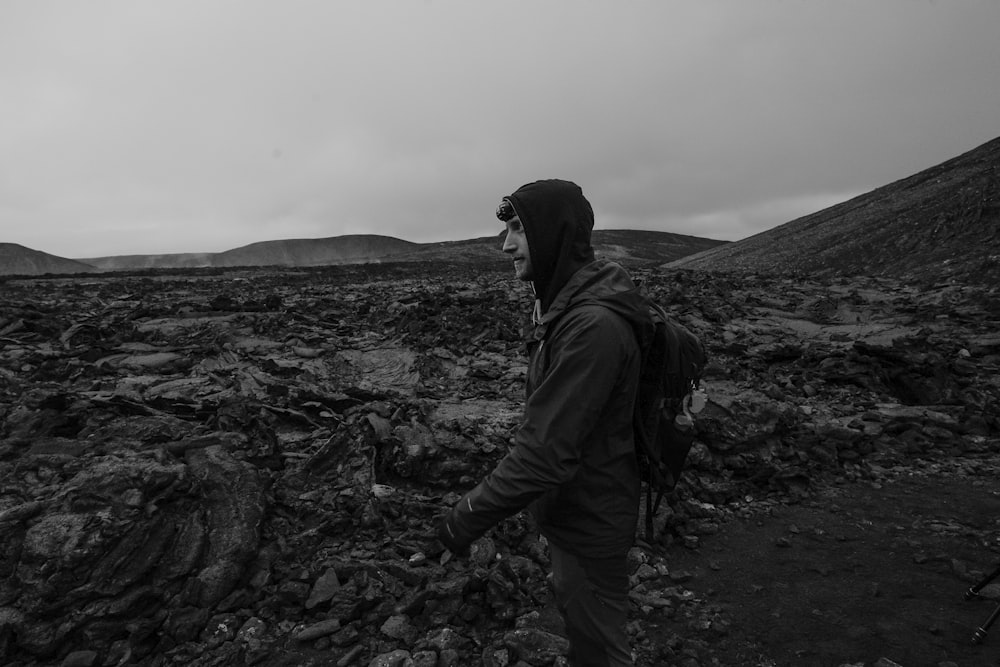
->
[441,180,654,558]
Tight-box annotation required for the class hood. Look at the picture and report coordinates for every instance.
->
[534,259,655,350]
[504,179,596,312]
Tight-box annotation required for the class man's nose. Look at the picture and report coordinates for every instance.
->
[502,232,515,253]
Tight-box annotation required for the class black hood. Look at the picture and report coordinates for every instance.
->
[532,259,655,352]
[504,179,596,313]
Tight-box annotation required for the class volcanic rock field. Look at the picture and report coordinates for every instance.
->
[1,262,998,666]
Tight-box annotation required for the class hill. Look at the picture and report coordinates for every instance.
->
[670,135,1000,284]
[0,243,97,276]
[592,229,726,265]
[211,234,421,267]
[80,252,216,271]
[77,235,419,271]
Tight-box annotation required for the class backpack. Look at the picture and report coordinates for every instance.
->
[632,301,708,542]
[535,288,708,541]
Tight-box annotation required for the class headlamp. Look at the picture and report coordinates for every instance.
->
[496,199,516,222]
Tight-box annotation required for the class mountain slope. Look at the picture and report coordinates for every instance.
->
[81,253,216,271]
[211,235,421,267]
[78,235,419,271]
[0,244,97,276]
[592,229,726,265]
[671,136,1000,284]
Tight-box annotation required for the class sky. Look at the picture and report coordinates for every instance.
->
[2,1,999,259]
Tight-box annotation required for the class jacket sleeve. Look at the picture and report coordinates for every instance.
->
[440,305,636,549]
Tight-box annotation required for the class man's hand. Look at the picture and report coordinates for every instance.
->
[435,513,471,557]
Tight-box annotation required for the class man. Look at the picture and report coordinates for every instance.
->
[436,179,653,666]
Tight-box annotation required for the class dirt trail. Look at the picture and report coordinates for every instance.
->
[658,464,1000,666]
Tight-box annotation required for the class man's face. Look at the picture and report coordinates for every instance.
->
[502,216,534,281]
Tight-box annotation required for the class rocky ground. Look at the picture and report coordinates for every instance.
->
[1,262,998,667]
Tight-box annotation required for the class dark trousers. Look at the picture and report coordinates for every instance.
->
[549,544,633,667]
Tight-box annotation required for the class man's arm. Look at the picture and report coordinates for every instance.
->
[438,306,636,552]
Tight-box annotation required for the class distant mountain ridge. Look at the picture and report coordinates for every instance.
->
[671,135,1000,284]
[79,235,422,271]
[0,243,98,276]
[79,252,216,271]
[7,135,997,282]
[0,230,725,276]
[211,235,420,268]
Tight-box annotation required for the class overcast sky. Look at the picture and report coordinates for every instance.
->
[2,1,998,259]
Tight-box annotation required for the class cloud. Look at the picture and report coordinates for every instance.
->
[1,0,999,258]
